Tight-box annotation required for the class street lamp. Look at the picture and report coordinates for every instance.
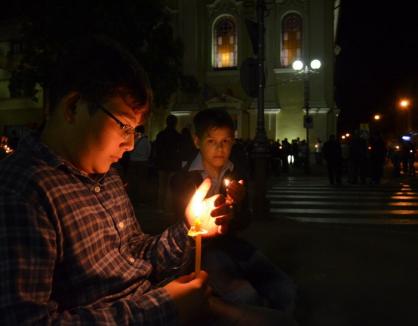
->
[292,58,322,174]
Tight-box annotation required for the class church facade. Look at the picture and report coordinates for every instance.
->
[0,0,341,148]
[163,0,341,148]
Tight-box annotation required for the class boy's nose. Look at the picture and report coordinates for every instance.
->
[124,134,135,151]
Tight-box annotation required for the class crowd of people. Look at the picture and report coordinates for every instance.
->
[321,131,416,185]
[106,125,418,206]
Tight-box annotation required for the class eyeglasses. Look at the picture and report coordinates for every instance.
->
[98,105,140,140]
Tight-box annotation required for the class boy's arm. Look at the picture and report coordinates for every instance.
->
[132,221,193,282]
[0,191,180,325]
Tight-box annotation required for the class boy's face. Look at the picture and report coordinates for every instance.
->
[69,96,147,174]
[194,127,234,172]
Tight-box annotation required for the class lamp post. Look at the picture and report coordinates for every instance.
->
[399,98,411,133]
[250,0,270,219]
[292,59,322,174]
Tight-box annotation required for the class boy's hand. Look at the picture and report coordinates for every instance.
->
[211,195,234,235]
[225,179,245,205]
[163,271,211,324]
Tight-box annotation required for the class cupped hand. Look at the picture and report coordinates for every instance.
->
[163,271,211,324]
[186,178,236,237]
[225,179,245,205]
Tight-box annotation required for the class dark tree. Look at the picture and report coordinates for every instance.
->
[9,0,199,107]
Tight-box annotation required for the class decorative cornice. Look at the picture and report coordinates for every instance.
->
[206,94,243,109]
[276,0,306,18]
[207,0,242,21]
[170,110,193,116]
[303,107,330,114]
[249,101,281,112]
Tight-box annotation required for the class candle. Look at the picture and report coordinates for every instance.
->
[195,230,202,275]
[187,200,207,276]
[223,178,233,205]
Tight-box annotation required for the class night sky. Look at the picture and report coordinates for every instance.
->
[335,1,418,136]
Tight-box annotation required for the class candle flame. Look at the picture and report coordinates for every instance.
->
[187,197,208,237]
[224,178,230,188]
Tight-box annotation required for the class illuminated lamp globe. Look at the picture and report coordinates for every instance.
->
[292,60,304,71]
[310,59,321,70]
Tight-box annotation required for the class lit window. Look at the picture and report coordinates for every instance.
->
[213,16,237,69]
[281,13,302,67]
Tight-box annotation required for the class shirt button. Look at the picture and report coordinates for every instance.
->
[128,256,135,264]
[94,186,101,193]
[118,222,125,230]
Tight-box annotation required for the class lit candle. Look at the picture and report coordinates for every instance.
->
[187,200,207,276]
[194,228,202,275]
[223,178,233,205]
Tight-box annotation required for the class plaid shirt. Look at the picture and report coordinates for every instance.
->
[0,134,192,325]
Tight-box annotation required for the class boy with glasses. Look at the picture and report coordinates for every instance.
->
[0,36,239,325]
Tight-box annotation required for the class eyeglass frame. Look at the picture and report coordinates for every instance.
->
[98,104,140,140]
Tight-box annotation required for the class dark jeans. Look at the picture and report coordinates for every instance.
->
[326,161,342,184]
[203,237,297,313]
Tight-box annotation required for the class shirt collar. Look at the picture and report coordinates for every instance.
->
[188,153,234,196]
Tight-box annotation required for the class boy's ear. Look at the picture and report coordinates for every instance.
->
[62,92,81,123]
[193,135,200,149]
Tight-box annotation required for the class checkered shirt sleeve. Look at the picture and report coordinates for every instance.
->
[0,134,192,325]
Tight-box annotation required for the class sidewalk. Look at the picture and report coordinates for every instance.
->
[133,165,418,325]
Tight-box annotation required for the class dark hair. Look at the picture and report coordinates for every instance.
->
[47,35,153,114]
[193,108,234,138]
[166,114,178,128]
[135,125,145,134]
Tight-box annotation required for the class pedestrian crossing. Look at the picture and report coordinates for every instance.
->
[267,177,418,225]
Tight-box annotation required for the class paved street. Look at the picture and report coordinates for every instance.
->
[241,172,418,326]
[134,166,418,326]
[267,176,418,225]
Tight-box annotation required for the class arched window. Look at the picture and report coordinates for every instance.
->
[213,16,237,69]
[281,13,302,67]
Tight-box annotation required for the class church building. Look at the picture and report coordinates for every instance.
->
[163,0,341,149]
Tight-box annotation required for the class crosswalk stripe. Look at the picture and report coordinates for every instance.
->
[269,190,408,195]
[267,195,418,200]
[269,201,418,207]
[267,177,418,225]
[270,208,418,215]
[284,217,418,225]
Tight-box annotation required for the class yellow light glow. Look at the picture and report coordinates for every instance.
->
[345,133,350,137]
[187,195,207,278]
[391,196,418,200]
[219,51,233,68]
[341,135,346,140]
[188,200,206,237]
[374,114,381,120]
[399,99,411,109]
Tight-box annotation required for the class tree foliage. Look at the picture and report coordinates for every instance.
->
[10,0,199,107]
